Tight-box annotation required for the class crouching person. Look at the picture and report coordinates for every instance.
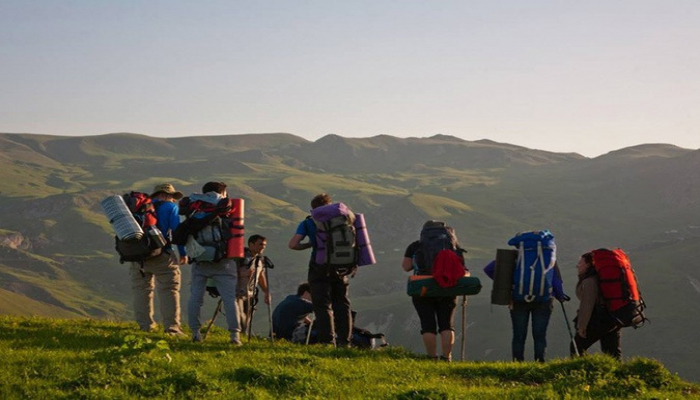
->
[272,283,314,342]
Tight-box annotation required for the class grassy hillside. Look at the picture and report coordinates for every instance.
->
[0,316,696,399]
[2,132,700,383]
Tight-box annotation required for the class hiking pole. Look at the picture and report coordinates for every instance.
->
[203,298,223,341]
[559,299,580,357]
[247,257,261,342]
[305,314,315,345]
[264,265,274,344]
[460,295,467,361]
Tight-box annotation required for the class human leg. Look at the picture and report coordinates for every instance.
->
[211,260,241,343]
[236,297,250,334]
[151,253,182,333]
[509,303,530,362]
[422,333,438,358]
[599,328,622,360]
[130,262,156,331]
[187,264,208,341]
[412,296,438,357]
[439,330,455,361]
[531,301,552,362]
[309,264,334,345]
[435,296,457,360]
[330,277,352,347]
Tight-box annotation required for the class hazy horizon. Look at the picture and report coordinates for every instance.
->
[2,1,698,157]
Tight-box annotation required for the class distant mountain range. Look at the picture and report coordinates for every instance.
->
[1,132,699,382]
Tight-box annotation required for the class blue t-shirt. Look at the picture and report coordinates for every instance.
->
[152,199,186,256]
[295,217,317,260]
[272,294,314,340]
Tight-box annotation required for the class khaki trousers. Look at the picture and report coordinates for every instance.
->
[130,251,182,332]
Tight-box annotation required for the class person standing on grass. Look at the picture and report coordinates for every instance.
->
[130,183,188,336]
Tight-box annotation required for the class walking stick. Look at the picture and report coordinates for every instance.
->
[247,258,261,342]
[264,265,274,343]
[560,299,580,357]
[305,314,315,345]
[203,298,223,341]
[460,295,467,361]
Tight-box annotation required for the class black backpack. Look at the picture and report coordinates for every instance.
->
[114,192,167,264]
[414,221,460,275]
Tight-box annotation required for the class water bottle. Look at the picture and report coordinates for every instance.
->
[148,226,168,248]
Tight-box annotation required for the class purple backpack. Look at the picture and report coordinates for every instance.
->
[311,203,358,275]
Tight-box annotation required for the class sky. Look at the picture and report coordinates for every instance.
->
[1,1,698,157]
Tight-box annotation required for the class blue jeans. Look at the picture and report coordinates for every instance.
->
[188,259,240,338]
[510,300,552,362]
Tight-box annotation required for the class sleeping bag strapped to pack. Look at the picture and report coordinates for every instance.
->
[591,248,648,328]
[414,221,465,287]
[311,202,358,276]
[406,275,482,297]
[172,193,235,263]
[101,192,167,264]
[508,230,556,303]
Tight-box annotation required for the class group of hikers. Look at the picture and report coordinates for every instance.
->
[110,181,646,362]
[117,183,363,347]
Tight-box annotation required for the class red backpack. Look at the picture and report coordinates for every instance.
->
[591,248,648,328]
[432,249,466,288]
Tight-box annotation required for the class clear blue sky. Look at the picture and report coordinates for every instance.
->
[1,1,698,157]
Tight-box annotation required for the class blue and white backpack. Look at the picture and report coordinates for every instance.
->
[508,230,556,303]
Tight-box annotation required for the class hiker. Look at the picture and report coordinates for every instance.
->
[185,181,242,344]
[401,220,469,362]
[236,234,272,334]
[271,282,314,341]
[129,183,188,335]
[483,231,569,362]
[571,252,622,360]
[287,193,356,347]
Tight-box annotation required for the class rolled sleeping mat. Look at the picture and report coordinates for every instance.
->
[354,213,376,266]
[100,195,143,241]
[407,275,482,297]
[227,198,245,259]
[492,248,518,305]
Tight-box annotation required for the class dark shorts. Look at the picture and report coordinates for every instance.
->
[412,296,457,334]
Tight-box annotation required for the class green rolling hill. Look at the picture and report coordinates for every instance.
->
[1,131,699,382]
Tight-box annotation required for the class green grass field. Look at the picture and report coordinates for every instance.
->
[0,316,697,399]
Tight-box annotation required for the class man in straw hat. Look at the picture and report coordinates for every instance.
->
[130,183,188,335]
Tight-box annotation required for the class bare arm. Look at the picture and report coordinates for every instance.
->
[401,257,414,272]
[258,270,271,304]
[288,234,312,251]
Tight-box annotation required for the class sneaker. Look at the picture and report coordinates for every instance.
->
[166,328,186,337]
[230,332,242,346]
[440,355,452,362]
[192,333,203,343]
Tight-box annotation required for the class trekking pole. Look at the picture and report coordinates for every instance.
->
[460,295,467,361]
[264,265,274,343]
[203,298,223,341]
[559,299,580,357]
[247,258,261,342]
[305,314,315,345]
